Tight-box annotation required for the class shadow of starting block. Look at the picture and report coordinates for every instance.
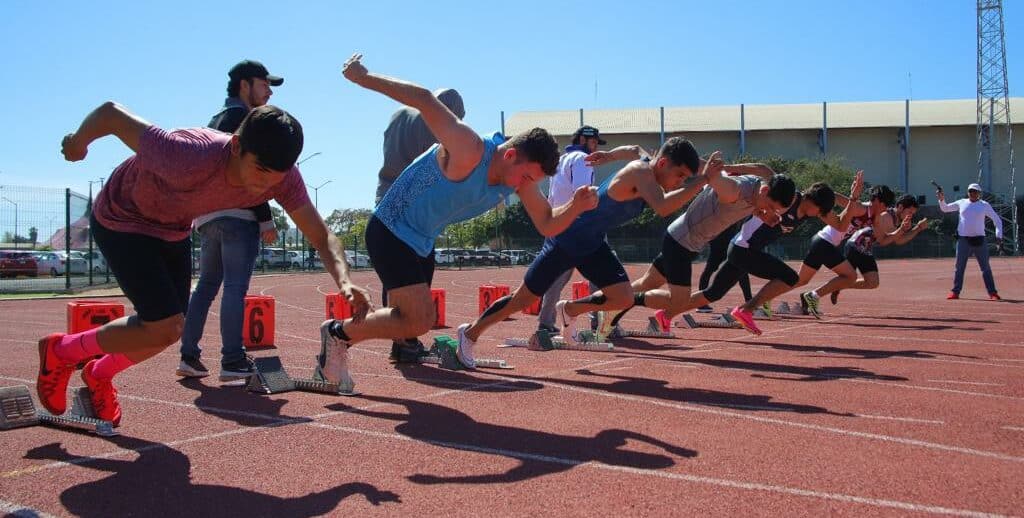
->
[247,356,358,396]
[501,329,614,352]
[0,385,117,437]
[677,313,742,329]
[418,336,513,370]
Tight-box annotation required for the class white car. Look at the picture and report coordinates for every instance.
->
[79,250,108,273]
[344,250,370,268]
[32,252,65,276]
[53,251,88,274]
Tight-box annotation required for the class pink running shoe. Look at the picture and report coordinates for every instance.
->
[653,310,672,332]
[730,306,762,336]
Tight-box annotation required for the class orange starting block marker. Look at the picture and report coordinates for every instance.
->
[67,301,125,334]
[572,281,590,300]
[431,288,446,328]
[325,293,353,320]
[242,295,275,348]
[523,297,541,315]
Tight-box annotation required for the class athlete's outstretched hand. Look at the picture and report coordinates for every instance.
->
[912,218,929,232]
[898,214,912,232]
[584,150,617,167]
[850,170,864,199]
[700,151,724,178]
[342,282,373,322]
[342,53,368,84]
[571,185,599,212]
[61,133,88,162]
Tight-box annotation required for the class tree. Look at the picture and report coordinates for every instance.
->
[28,227,38,246]
[325,208,373,235]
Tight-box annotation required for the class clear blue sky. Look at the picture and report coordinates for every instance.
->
[1,0,1020,229]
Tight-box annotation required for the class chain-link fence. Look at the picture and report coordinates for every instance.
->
[0,186,113,294]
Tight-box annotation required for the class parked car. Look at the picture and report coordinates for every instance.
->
[256,248,288,269]
[53,251,88,274]
[287,251,303,269]
[0,250,39,278]
[79,250,108,273]
[500,249,531,265]
[344,250,370,268]
[31,251,65,276]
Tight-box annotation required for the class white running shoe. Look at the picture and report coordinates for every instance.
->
[455,323,476,369]
[555,300,578,343]
[316,320,355,392]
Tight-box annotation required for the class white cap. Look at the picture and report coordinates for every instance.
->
[968,183,983,193]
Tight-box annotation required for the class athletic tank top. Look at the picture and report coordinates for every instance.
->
[816,203,874,247]
[734,192,808,250]
[552,173,647,257]
[848,207,897,255]
[374,132,514,257]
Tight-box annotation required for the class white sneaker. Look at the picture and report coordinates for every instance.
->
[317,320,355,392]
[555,300,578,343]
[455,323,476,369]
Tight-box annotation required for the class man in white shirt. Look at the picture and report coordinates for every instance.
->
[537,126,606,332]
[938,182,1003,300]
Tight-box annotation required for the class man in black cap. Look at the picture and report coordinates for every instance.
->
[175,60,285,381]
[536,125,606,334]
[209,60,284,132]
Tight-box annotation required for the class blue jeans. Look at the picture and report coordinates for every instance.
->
[180,218,259,365]
[952,236,997,295]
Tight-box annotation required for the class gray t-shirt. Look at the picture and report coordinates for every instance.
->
[668,175,761,252]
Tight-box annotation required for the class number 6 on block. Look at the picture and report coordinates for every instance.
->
[242,295,276,348]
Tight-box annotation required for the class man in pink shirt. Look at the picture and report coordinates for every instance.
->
[39,102,370,426]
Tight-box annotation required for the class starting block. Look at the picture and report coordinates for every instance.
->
[501,329,614,352]
[0,385,117,437]
[417,336,513,369]
[523,297,541,316]
[67,300,125,334]
[774,300,813,316]
[247,356,358,396]
[613,316,677,339]
[678,313,742,329]
[242,295,275,348]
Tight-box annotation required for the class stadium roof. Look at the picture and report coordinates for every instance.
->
[505,98,1023,136]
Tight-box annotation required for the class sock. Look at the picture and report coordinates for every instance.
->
[90,353,135,380]
[328,320,351,341]
[54,328,104,364]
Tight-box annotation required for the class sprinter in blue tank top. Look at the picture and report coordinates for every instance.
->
[316,54,600,385]
[457,138,722,364]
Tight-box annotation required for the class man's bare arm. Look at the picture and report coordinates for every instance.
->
[633,166,709,216]
[61,102,151,161]
[341,54,482,180]
[519,184,598,237]
[722,163,774,181]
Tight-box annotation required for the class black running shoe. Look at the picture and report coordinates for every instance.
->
[389,338,429,364]
[220,356,256,381]
[830,290,840,305]
[176,356,210,378]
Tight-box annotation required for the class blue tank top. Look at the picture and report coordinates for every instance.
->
[552,173,647,256]
[375,132,514,257]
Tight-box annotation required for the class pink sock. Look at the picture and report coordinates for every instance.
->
[90,353,136,380]
[54,328,104,364]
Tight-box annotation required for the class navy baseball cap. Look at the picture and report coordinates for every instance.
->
[573,125,607,145]
[229,60,283,86]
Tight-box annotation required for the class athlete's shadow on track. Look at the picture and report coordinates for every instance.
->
[866,315,999,324]
[392,363,545,393]
[24,437,400,517]
[502,369,853,417]
[731,340,982,360]
[617,351,908,382]
[822,321,984,332]
[177,378,309,427]
[327,395,696,484]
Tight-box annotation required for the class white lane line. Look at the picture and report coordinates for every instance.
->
[1002,426,1024,432]
[0,499,59,518]
[926,380,1005,387]
[784,330,1024,348]
[854,414,945,425]
[840,378,1024,402]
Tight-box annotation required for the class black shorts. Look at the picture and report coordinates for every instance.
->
[90,213,191,322]
[844,241,879,274]
[651,234,699,286]
[703,244,798,302]
[524,240,627,296]
[802,236,845,271]
[365,216,435,292]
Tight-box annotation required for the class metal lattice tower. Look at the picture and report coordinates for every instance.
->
[976,0,1017,254]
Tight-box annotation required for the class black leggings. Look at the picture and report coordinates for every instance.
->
[703,244,798,302]
[698,225,751,301]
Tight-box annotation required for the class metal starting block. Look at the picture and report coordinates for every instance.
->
[247,356,358,396]
[612,316,676,339]
[418,336,514,370]
[0,385,118,437]
[677,313,742,329]
[501,329,614,352]
[774,300,813,316]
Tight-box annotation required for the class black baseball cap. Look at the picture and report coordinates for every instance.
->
[573,125,607,145]
[229,60,284,86]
